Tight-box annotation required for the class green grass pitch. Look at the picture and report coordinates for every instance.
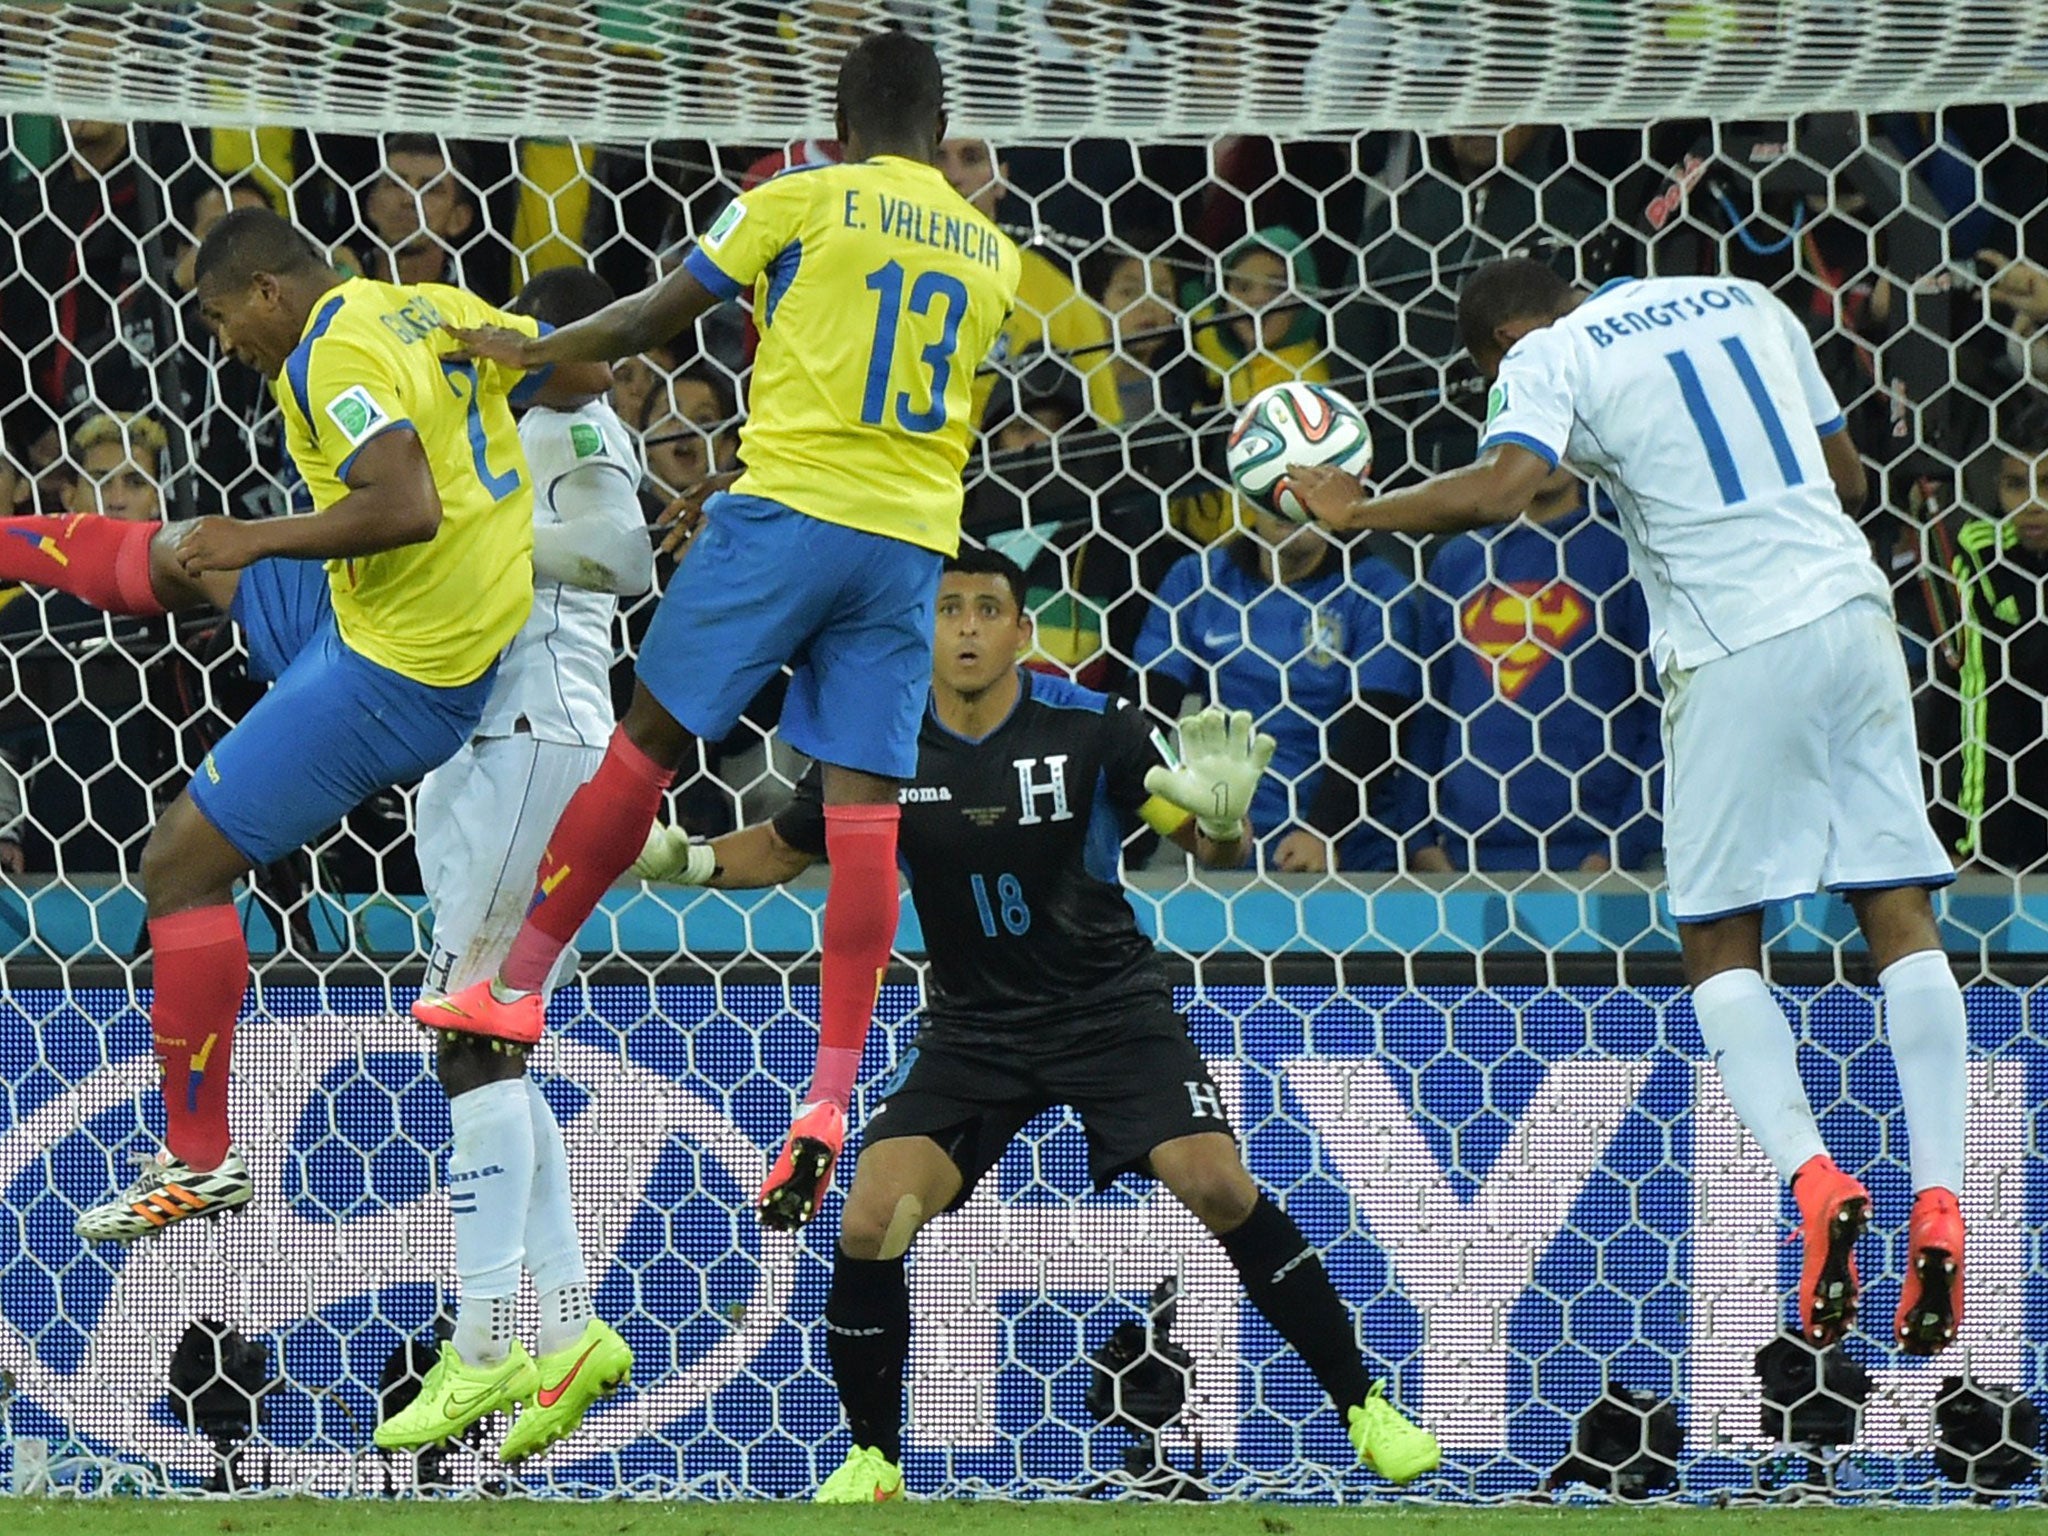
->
[12,1503,2048,1536]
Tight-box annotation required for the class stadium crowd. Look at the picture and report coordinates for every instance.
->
[3,53,2048,904]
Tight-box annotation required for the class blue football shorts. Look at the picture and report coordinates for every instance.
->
[635,493,941,780]
[188,557,496,865]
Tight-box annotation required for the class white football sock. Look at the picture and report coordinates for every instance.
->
[421,943,459,999]
[1693,968,1827,1181]
[1879,949,1969,1196]
[524,1078,594,1355]
[539,1283,596,1357]
[454,1295,519,1371]
[448,1078,535,1366]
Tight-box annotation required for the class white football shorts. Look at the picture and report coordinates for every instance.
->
[414,733,606,994]
[1660,595,1953,921]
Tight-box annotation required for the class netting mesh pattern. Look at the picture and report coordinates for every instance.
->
[6,104,2048,927]
[8,2,2048,139]
[1,7,2048,1504]
[0,983,2037,1498]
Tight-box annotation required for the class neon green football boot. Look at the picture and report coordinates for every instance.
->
[375,1340,538,1451]
[500,1319,635,1464]
[1347,1380,1441,1485]
[815,1444,906,1503]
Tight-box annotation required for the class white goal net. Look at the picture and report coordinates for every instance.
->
[0,0,2044,1506]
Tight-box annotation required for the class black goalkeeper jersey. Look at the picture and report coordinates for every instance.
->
[775,669,1172,1036]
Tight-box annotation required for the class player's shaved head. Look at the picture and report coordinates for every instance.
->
[192,206,344,379]
[192,205,329,295]
[836,28,946,158]
[511,266,617,330]
[1456,257,1577,368]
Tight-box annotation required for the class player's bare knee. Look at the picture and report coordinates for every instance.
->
[840,1164,937,1259]
[820,763,901,806]
[1850,884,1942,972]
[621,684,691,770]
[140,798,244,917]
[137,825,173,903]
[837,1184,903,1261]
[1678,910,1766,989]
[1179,1169,1260,1236]
[146,524,236,612]
[1153,1137,1259,1234]
[876,1193,927,1258]
[145,530,189,606]
[137,805,188,897]
[146,525,202,610]
[435,1033,527,1097]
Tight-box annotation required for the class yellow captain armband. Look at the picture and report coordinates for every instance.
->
[1139,794,1196,838]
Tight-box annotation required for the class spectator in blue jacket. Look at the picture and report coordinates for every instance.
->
[1134,508,1421,871]
[1408,470,1661,873]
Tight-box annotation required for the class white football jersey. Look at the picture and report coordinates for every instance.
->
[1481,275,1888,672]
[476,398,643,746]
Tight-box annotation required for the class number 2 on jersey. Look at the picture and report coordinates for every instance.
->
[440,359,523,501]
[1664,336,1806,507]
[861,259,969,433]
[969,872,1031,937]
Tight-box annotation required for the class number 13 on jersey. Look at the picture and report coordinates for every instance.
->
[861,259,969,434]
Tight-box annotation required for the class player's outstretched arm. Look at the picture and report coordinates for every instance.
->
[173,431,441,575]
[454,267,725,371]
[1290,444,1554,536]
[531,469,656,597]
[632,821,817,889]
[527,360,618,408]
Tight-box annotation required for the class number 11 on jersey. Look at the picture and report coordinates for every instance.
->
[1664,336,1806,506]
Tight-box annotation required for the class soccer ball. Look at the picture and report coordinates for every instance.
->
[1225,381,1372,523]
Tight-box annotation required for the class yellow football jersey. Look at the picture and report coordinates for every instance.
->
[685,156,1022,556]
[275,277,542,687]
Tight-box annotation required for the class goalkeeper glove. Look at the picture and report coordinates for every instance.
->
[1143,705,1276,840]
[632,823,717,885]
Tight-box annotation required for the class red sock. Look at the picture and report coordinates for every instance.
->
[501,727,675,992]
[0,515,166,614]
[148,905,248,1171]
[809,803,902,1110]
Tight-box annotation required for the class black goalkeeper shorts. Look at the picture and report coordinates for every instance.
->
[860,994,1233,1208]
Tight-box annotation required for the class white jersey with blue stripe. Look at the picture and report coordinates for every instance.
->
[1480,275,1888,672]
[474,398,644,747]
